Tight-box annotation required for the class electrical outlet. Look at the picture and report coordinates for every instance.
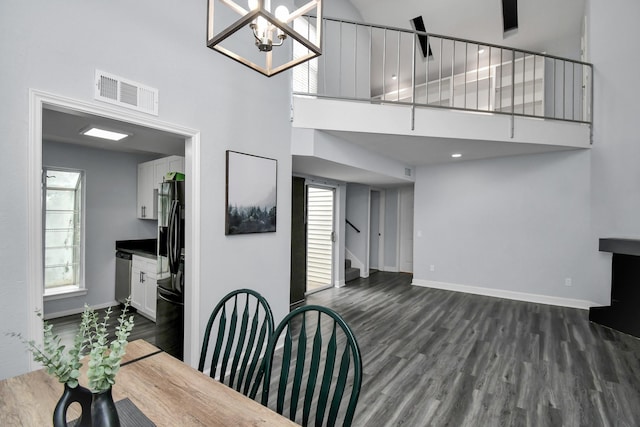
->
[565,278,572,287]
[430,265,435,272]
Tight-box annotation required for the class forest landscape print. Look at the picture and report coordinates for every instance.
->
[226,151,277,235]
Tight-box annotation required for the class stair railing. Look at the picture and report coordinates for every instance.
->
[292,15,593,137]
[346,219,360,233]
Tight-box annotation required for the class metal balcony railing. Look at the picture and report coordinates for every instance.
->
[293,16,593,130]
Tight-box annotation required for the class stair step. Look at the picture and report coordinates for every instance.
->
[345,267,360,282]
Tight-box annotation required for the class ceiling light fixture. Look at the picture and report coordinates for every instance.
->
[478,48,485,54]
[81,126,130,141]
[392,74,397,80]
[207,0,322,77]
[451,153,462,158]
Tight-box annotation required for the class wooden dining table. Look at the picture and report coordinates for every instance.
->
[0,339,299,426]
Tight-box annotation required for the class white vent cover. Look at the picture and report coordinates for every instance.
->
[94,70,158,115]
[404,168,412,177]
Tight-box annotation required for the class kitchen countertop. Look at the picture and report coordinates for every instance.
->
[116,239,157,259]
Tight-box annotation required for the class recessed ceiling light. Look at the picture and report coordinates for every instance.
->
[451,153,462,158]
[81,126,130,141]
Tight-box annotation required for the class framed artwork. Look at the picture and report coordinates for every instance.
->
[225,150,277,235]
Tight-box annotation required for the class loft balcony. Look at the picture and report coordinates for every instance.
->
[291,17,592,179]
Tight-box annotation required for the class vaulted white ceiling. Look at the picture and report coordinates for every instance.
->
[348,0,586,58]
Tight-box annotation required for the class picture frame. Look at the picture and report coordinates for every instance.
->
[225,150,277,235]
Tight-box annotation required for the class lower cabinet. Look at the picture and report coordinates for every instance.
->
[131,255,157,322]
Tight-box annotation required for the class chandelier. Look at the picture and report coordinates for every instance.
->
[207,0,323,77]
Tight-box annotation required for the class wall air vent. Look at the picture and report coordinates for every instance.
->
[94,70,159,116]
[405,168,412,177]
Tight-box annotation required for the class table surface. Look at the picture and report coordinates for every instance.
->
[0,339,299,426]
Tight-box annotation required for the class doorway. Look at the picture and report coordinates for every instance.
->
[28,90,201,368]
[369,189,384,273]
[306,185,335,294]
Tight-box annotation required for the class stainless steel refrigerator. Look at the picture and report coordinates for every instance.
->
[156,179,185,360]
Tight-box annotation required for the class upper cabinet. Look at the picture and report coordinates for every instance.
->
[137,161,156,219]
[137,155,184,220]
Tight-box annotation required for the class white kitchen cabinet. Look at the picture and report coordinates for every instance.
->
[131,255,157,321]
[138,156,184,220]
[154,155,185,190]
[137,160,157,220]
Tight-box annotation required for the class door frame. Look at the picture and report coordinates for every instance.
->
[305,183,337,295]
[368,188,385,272]
[27,89,202,368]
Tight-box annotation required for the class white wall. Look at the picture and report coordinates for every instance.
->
[588,0,640,291]
[0,0,292,379]
[345,183,369,274]
[42,141,159,317]
[413,148,603,304]
[589,0,640,238]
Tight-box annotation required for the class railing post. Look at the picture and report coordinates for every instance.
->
[533,55,536,116]
[590,64,594,143]
[563,61,568,120]
[487,46,491,111]
[464,42,468,109]
[522,54,526,115]
[397,32,401,101]
[382,28,386,101]
[511,49,515,138]
[411,33,416,130]
[339,21,343,97]
[451,41,456,107]
[438,38,443,105]
[476,44,480,110]
[354,23,358,98]
[425,34,430,104]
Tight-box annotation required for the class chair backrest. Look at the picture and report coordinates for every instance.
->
[198,288,274,397]
[260,305,363,427]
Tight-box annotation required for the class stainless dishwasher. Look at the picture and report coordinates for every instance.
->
[115,251,133,303]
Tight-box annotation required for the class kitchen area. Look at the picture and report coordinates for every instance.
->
[42,106,187,361]
[114,160,186,360]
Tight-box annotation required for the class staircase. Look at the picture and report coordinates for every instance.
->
[345,259,360,282]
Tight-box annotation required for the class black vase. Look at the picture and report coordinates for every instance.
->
[91,387,121,427]
[52,383,93,427]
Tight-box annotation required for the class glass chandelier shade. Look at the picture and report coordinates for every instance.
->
[207,0,322,77]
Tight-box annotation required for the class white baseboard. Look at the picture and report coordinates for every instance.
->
[335,279,346,288]
[44,300,119,320]
[412,279,599,310]
[383,266,399,272]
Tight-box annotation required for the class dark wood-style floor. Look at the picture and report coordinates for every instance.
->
[306,272,640,427]
[51,273,640,426]
[50,305,157,353]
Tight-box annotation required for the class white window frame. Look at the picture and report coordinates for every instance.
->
[43,166,87,300]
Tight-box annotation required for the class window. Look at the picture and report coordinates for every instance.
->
[293,18,318,94]
[43,168,84,295]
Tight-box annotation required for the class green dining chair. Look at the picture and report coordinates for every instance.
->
[260,305,363,427]
[198,289,274,397]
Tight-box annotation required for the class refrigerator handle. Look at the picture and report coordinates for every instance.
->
[168,200,179,274]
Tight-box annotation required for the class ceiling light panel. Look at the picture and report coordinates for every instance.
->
[82,127,130,141]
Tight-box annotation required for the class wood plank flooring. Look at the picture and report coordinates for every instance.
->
[50,274,640,426]
[305,272,640,427]
[50,305,157,352]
